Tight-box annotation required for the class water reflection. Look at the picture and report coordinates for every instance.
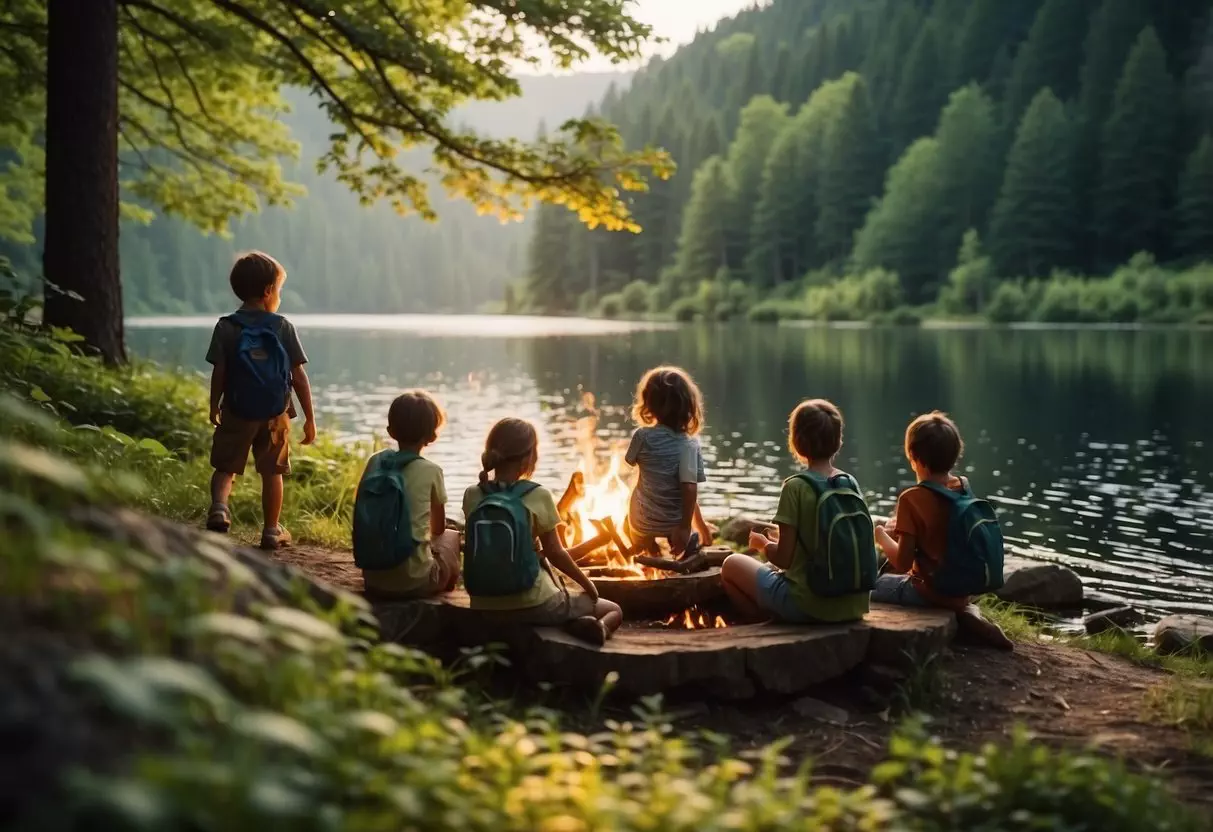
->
[128,317,1213,615]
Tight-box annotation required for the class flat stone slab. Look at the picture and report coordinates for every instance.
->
[372,592,957,698]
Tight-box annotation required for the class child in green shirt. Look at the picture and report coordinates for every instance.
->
[721,399,870,624]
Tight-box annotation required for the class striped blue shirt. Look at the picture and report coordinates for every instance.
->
[625,425,706,536]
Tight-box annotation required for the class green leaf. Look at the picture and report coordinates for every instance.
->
[28,385,50,403]
[136,437,171,457]
[232,711,326,758]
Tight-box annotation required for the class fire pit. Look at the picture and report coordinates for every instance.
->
[555,408,726,621]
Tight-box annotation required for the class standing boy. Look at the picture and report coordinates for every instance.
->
[205,251,315,550]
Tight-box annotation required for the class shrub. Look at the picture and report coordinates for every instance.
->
[985,280,1031,323]
[595,292,625,319]
[669,296,702,322]
[619,280,653,315]
[747,299,806,322]
[939,229,995,315]
[802,268,905,321]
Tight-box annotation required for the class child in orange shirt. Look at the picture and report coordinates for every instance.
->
[873,411,1012,650]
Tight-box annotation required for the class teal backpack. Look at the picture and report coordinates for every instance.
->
[352,450,421,570]
[792,471,878,597]
[464,480,542,597]
[917,477,1005,596]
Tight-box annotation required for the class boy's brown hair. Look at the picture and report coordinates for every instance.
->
[230,251,285,302]
[387,390,445,447]
[905,411,963,475]
[632,366,703,436]
[788,399,844,463]
[480,417,539,486]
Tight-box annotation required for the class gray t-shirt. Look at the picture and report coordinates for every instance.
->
[205,311,307,368]
[625,425,706,536]
[206,311,307,418]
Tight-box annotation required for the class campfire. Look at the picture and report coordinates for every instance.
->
[556,397,711,583]
[665,606,729,630]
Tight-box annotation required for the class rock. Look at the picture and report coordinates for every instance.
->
[792,696,850,726]
[702,545,734,567]
[717,515,773,549]
[995,558,1083,609]
[1083,606,1145,635]
[1153,615,1213,655]
[862,604,957,669]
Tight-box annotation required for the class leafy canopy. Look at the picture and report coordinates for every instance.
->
[0,0,673,238]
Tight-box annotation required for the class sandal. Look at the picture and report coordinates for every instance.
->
[206,502,231,534]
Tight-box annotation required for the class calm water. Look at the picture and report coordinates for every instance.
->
[129,315,1213,616]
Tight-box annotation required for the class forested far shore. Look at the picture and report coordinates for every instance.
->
[522,0,1213,326]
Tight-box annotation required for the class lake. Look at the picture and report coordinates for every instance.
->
[128,314,1213,617]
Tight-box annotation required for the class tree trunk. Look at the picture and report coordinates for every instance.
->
[42,0,125,364]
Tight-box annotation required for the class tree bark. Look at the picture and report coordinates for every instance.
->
[43,0,125,364]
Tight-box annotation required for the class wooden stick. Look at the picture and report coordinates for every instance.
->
[568,530,612,563]
[599,516,632,558]
[556,470,584,520]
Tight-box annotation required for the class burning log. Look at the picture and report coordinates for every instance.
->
[568,530,612,563]
[584,566,645,579]
[634,553,710,575]
[592,516,632,559]
[556,470,585,522]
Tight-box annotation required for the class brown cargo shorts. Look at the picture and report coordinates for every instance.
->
[210,411,291,476]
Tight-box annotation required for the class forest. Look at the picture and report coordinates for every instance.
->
[0,74,625,315]
[524,0,1213,324]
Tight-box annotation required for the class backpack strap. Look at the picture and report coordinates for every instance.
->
[917,477,969,503]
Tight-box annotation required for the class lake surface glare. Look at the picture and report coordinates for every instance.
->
[129,314,1213,616]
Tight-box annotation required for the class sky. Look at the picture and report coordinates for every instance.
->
[561,0,758,72]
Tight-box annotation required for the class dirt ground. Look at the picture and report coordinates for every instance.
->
[273,545,1213,809]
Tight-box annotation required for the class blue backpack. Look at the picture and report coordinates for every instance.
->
[224,311,292,421]
[792,471,879,597]
[352,450,421,571]
[464,480,541,597]
[918,477,1006,596]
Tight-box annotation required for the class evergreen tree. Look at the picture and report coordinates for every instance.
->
[851,138,946,295]
[989,89,1079,277]
[815,74,884,264]
[525,204,576,312]
[950,0,1018,88]
[933,85,1001,261]
[889,23,947,158]
[1003,0,1094,127]
[670,156,734,295]
[723,96,790,271]
[770,43,792,103]
[1176,135,1213,261]
[1180,15,1213,148]
[1095,27,1177,266]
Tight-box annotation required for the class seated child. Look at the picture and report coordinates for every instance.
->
[624,366,713,557]
[353,391,460,599]
[873,411,1012,650]
[462,418,623,645]
[721,399,874,624]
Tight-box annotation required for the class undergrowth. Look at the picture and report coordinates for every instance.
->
[2,397,1204,830]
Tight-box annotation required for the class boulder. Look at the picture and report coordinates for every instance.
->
[994,558,1083,609]
[792,696,851,726]
[1153,615,1213,655]
[1083,606,1145,635]
[717,515,773,549]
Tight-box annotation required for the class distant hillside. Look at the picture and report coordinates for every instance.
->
[1,71,631,316]
[523,0,1213,320]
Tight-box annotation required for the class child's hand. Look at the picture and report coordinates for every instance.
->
[670,525,692,555]
[579,577,600,603]
[302,419,317,446]
[209,406,221,427]
[748,530,770,554]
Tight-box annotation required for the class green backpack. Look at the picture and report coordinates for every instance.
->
[917,477,1005,596]
[792,471,878,597]
[464,480,542,597]
[352,450,421,570]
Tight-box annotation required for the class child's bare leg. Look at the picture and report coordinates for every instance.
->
[720,553,768,621]
[432,529,462,592]
[210,470,235,505]
[261,473,284,529]
[595,598,623,635]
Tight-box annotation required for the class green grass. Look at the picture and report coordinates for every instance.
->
[0,320,367,548]
[975,596,1047,642]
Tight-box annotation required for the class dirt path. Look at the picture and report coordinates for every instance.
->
[272,545,1213,808]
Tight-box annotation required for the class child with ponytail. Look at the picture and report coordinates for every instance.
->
[461,418,622,645]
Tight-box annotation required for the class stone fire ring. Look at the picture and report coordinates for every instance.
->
[591,568,724,618]
[373,591,957,699]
